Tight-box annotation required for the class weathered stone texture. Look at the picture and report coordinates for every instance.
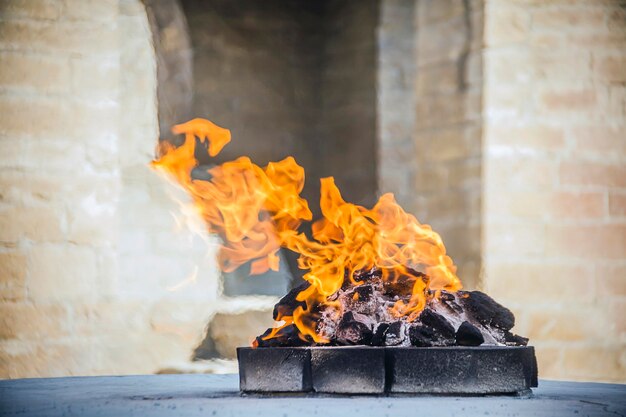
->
[0,0,222,378]
[482,0,626,383]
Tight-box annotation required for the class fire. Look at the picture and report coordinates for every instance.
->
[152,118,462,344]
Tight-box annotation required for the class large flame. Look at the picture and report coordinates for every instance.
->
[152,118,462,344]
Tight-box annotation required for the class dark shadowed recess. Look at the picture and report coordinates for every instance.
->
[171,0,380,291]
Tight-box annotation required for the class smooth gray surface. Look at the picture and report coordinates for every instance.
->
[0,374,625,417]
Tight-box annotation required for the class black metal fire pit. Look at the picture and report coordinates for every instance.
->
[238,346,538,395]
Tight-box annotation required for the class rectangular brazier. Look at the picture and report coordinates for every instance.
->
[237,347,311,392]
[310,347,386,394]
[237,346,538,395]
[387,346,537,394]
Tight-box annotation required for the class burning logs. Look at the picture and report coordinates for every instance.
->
[255,268,529,349]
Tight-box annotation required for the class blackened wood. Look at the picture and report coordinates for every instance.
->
[408,325,437,347]
[455,321,485,346]
[419,308,455,339]
[461,291,515,331]
[371,323,389,346]
[505,331,529,346]
[335,312,374,345]
[272,282,310,320]
[254,324,309,348]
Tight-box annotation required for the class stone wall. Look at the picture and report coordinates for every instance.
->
[413,0,484,290]
[378,0,483,290]
[181,0,379,285]
[319,0,379,209]
[378,0,417,213]
[0,0,225,377]
[482,0,626,382]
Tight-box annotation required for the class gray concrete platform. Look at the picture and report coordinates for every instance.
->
[0,374,624,417]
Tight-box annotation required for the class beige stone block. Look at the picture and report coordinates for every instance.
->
[0,302,70,340]
[484,85,530,119]
[0,205,65,243]
[417,0,465,27]
[417,15,467,67]
[532,51,593,81]
[414,164,448,193]
[416,63,460,96]
[559,160,626,188]
[549,191,607,219]
[570,126,626,157]
[425,191,481,226]
[95,250,118,298]
[486,125,565,151]
[596,263,626,298]
[0,250,27,301]
[562,345,625,382]
[486,155,556,190]
[537,88,597,113]
[149,301,209,343]
[0,172,75,205]
[609,191,626,217]
[419,127,470,162]
[27,244,97,302]
[0,339,96,378]
[0,52,71,94]
[72,301,148,336]
[533,7,606,30]
[527,308,607,343]
[61,0,118,21]
[568,32,626,49]
[0,19,119,56]
[484,5,530,46]
[209,309,275,359]
[0,0,60,20]
[415,93,467,128]
[529,32,567,50]
[0,138,87,174]
[70,56,120,101]
[94,331,187,376]
[446,158,482,190]
[484,221,546,257]
[70,101,120,141]
[607,6,626,34]
[67,194,119,246]
[608,85,626,119]
[544,224,626,260]
[605,298,625,334]
[486,262,595,306]
[0,95,69,139]
[485,48,531,84]
[595,55,626,83]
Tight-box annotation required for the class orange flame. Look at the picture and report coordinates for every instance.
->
[152,118,462,343]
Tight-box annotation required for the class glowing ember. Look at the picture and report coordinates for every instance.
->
[152,118,465,345]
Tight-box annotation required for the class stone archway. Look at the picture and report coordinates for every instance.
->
[142,0,193,141]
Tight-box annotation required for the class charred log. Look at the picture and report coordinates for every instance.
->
[408,325,436,347]
[455,321,484,346]
[371,323,389,346]
[255,324,310,348]
[256,268,529,348]
[335,312,373,345]
[385,321,406,346]
[272,282,310,320]
[461,291,515,331]
[418,308,455,340]
[504,331,529,346]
